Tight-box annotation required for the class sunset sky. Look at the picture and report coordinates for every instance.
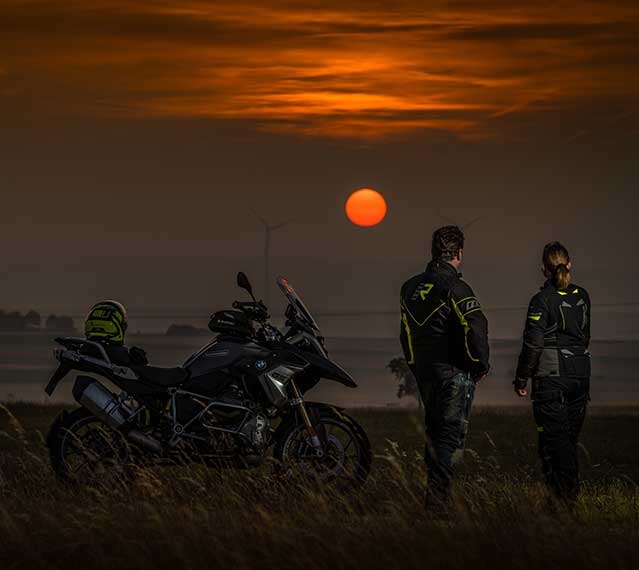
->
[3,0,638,138]
[1,1,638,332]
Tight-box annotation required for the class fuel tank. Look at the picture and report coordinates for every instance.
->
[182,337,267,398]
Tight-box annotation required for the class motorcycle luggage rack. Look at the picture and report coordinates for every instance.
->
[55,337,113,368]
[53,337,139,382]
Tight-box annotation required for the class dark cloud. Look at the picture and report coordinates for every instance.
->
[445,21,635,41]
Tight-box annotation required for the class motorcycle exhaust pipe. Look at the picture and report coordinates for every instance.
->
[72,376,163,454]
[126,429,163,455]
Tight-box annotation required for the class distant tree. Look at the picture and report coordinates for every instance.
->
[24,310,41,330]
[45,315,56,331]
[45,314,76,333]
[387,356,422,409]
[0,310,26,331]
[166,324,209,337]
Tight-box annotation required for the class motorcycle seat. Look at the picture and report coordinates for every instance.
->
[134,365,190,387]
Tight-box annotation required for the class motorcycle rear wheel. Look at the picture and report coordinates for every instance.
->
[48,407,132,486]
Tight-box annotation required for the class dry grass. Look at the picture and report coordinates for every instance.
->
[0,404,637,570]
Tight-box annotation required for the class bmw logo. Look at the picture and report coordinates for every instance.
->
[255,360,267,371]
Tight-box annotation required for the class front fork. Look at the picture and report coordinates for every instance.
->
[289,380,324,457]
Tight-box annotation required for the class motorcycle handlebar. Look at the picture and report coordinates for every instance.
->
[232,300,269,321]
[232,300,264,309]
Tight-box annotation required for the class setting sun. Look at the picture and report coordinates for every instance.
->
[345,188,387,227]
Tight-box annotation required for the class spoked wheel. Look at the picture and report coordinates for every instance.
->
[274,408,371,490]
[48,407,132,486]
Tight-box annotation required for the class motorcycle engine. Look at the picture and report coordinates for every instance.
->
[241,412,269,450]
[202,383,246,423]
[199,383,270,448]
[190,382,270,464]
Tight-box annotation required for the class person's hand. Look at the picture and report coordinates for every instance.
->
[513,378,528,397]
[473,366,489,384]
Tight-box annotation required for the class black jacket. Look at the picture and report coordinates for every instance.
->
[516,281,591,380]
[400,260,490,380]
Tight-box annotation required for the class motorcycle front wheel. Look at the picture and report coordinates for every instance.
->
[273,407,371,490]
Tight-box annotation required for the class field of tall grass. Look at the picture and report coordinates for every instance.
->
[0,403,637,570]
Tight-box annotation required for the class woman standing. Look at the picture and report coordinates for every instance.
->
[514,242,591,501]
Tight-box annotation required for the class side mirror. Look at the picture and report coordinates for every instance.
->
[237,272,254,298]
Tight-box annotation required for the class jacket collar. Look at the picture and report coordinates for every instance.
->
[426,259,461,278]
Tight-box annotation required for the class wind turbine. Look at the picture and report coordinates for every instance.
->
[251,208,292,308]
[436,212,487,232]
[421,212,487,251]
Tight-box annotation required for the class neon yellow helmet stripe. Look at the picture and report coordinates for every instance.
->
[84,300,128,344]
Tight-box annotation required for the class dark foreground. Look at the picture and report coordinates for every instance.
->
[0,404,637,570]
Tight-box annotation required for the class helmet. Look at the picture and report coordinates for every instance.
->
[84,300,128,345]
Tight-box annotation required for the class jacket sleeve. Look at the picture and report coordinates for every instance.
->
[516,293,549,380]
[451,281,490,378]
[399,293,416,374]
[584,289,592,349]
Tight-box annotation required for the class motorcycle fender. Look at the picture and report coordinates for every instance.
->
[302,353,358,388]
[45,363,72,396]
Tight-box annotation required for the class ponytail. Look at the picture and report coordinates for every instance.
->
[553,263,571,289]
[542,242,571,290]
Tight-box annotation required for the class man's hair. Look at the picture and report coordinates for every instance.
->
[431,225,465,261]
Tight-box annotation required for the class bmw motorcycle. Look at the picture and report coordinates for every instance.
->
[45,273,371,488]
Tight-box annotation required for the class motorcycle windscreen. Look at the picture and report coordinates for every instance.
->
[276,276,320,331]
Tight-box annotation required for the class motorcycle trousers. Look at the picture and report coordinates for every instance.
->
[417,371,475,506]
[532,375,589,501]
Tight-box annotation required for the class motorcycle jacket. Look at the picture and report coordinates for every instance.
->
[400,260,490,380]
[516,281,591,381]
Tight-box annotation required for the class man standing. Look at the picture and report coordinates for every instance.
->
[400,225,489,511]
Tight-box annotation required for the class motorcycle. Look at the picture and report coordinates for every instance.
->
[45,272,371,488]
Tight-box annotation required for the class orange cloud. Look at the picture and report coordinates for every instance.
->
[1,0,638,138]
